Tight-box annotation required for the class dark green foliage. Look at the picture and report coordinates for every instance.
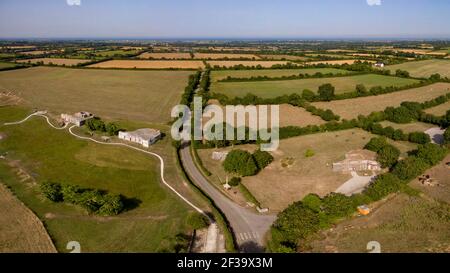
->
[301,89,316,101]
[105,122,119,136]
[228,177,241,187]
[364,137,388,152]
[321,193,356,220]
[318,83,335,101]
[364,173,403,201]
[355,84,368,95]
[40,181,63,202]
[223,150,258,176]
[445,127,450,145]
[392,157,430,181]
[186,212,210,230]
[415,143,448,166]
[408,132,431,144]
[253,150,274,169]
[302,193,322,213]
[86,117,106,132]
[384,106,416,123]
[377,144,400,168]
[395,69,410,78]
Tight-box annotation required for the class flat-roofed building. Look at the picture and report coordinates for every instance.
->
[61,111,93,126]
[118,128,161,148]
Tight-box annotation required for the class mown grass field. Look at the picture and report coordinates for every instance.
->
[309,194,450,253]
[378,121,436,133]
[210,68,353,82]
[0,106,199,252]
[211,74,419,98]
[0,66,192,123]
[313,83,450,120]
[424,101,450,116]
[386,59,450,78]
[0,62,17,69]
[198,129,416,212]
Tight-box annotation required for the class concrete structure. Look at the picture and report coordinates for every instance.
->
[212,151,229,161]
[374,62,385,68]
[118,128,161,148]
[61,112,93,127]
[333,150,381,172]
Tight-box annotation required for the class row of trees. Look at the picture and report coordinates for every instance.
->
[223,149,274,177]
[218,71,356,83]
[40,182,125,216]
[180,71,202,106]
[86,117,120,136]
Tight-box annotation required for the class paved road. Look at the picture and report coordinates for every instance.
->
[180,141,276,253]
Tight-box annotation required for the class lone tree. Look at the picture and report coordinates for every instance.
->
[318,83,335,101]
[223,149,258,176]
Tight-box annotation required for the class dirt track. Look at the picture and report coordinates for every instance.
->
[0,183,57,253]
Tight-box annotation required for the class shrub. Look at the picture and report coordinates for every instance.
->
[302,193,322,213]
[223,149,258,176]
[444,128,450,145]
[377,144,400,168]
[364,137,388,152]
[318,83,335,101]
[304,149,315,158]
[228,177,241,187]
[355,84,367,95]
[364,173,403,201]
[322,193,356,220]
[392,157,430,181]
[415,143,448,165]
[408,132,431,144]
[186,212,210,230]
[98,194,124,216]
[40,181,63,202]
[301,89,316,101]
[253,150,274,169]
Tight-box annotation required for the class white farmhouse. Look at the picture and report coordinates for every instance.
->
[61,112,93,126]
[374,62,385,68]
[118,128,161,147]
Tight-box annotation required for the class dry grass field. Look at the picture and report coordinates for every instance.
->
[378,121,436,133]
[138,52,192,59]
[0,66,192,123]
[207,60,289,68]
[424,101,450,116]
[16,58,90,66]
[309,194,450,253]
[257,54,308,61]
[312,83,450,120]
[386,59,450,78]
[88,60,205,69]
[306,59,374,65]
[194,53,260,60]
[198,129,416,211]
[0,183,57,253]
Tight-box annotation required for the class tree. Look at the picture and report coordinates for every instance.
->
[228,177,241,187]
[364,137,388,152]
[106,122,119,136]
[318,84,335,101]
[355,84,367,95]
[364,173,403,201]
[223,149,258,176]
[322,193,355,220]
[302,193,322,213]
[377,144,400,168]
[392,157,430,181]
[186,212,209,230]
[301,89,316,101]
[253,150,274,169]
[395,69,410,78]
[444,127,450,145]
[98,194,124,216]
[40,181,63,202]
[429,73,441,81]
[416,143,448,166]
[408,132,431,144]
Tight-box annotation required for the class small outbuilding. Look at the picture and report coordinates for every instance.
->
[118,128,161,148]
[61,111,93,126]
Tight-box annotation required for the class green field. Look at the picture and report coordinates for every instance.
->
[95,50,140,57]
[0,67,192,123]
[386,59,450,78]
[211,74,419,98]
[0,62,17,69]
[0,106,198,252]
[211,68,353,82]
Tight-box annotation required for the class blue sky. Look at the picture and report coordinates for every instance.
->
[0,0,449,39]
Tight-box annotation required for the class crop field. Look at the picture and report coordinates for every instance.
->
[312,83,450,120]
[0,183,57,253]
[0,66,192,123]
[94,49,140,57]
[88,60,205,69]
[0,62,17,69]
[385,59,450,78]
[194,53,260,60]
[309,194,450,253]
[379,121,436,133]
[138,52,192,59]
[198,129,416,211]
[306,59,373,65]
[0,106,201,252]
[210,68,353,82]
[207,60,289,68]
[258,54,309,61]
[211,74,419,98]
[16,58,91,66]
[424,101,450,116]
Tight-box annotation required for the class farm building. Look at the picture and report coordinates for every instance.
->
[333,150,381,173]
[118,128,161,147]
[61,111,93,126]
[374,62,385,68]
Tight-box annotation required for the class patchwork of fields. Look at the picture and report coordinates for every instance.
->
[386,59,450,78]
[211,74,419,98]
[0,67,192,123]
[312,83,450,120]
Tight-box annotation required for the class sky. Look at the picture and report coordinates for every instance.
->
[0,0,449,39]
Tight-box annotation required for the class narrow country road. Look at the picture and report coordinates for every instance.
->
[180,141,276,253]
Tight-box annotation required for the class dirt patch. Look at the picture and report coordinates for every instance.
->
[0,183,57,253]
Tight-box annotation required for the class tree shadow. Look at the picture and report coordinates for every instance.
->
[239,241,265,253]
[121,196,142,212]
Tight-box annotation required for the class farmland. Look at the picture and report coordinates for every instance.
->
[138,52,192,59]
[424,101,450,116]
[210,68,352,82]
[198,129,417,212]
[0,183,57,253]
[88,60,205,69]
[386,59,450,78]
[312,83,450,120]
[211,74,419,98]
[0,62,17,69]
[16,58,91,66]
[207,60,289,68]
[306,59,373,65]
[0,106,202,252]
[0,66,192,123]
[258,54,309,61]
[94,49,140,57]
[378,121,436,133]
[194,53,260,60]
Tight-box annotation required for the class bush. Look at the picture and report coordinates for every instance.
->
[415,143,448,166]
[86,117,106,132]
[223,150,258,176]
[408,132,431,144]
[228,177,241,187]
[364,137,388,152]
[40,181,63,202]
[377,144,400,168]
[304,149,315,158]
[364,173,403,201]
[186,212,209,230]
[444,128,450,145]
[392,157,430,181]
[302,89,316,101]
[302,193,322,213]
[253,150,274,169]
[322,193,356,220]
[98,194,124,216]
[318,83,335,101]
